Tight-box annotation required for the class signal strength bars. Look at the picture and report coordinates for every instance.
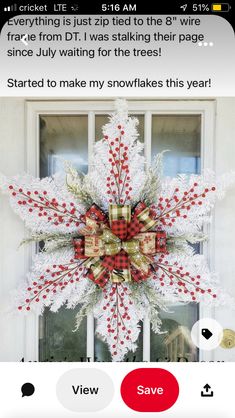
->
[4,4,17,11]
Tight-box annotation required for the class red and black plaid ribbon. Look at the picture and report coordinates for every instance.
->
[130,266,148,282]
[126,217,143,239]
[111,219,127,240]
[101,250,129,271]
[114,250,129,270]
[87,269,110,288]
[102,255,116,271]
[81,203,106,223]
[74,238,86,259]
[133,201,147,217]
[156,231,167,253]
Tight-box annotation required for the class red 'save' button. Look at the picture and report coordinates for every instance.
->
[121,368,179,412]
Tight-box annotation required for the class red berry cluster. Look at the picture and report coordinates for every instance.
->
[17,259,85,311]
[104,125,132,204]
[102,284,133,357]
[8,185,81,228]
[154,253,217,301]
[154,183,216,227]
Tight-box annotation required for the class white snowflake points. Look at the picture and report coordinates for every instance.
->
[115,98,129,118]
[1,99,235,361]
[89,101,145,210]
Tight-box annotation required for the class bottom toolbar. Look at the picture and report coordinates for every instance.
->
[0,362,233,417]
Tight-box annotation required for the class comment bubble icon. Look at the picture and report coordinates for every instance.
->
[21,382,35,397]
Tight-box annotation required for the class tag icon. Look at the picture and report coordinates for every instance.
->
[191,318,223,350]
[201,328,213,340]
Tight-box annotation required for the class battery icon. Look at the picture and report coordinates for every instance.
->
[212,3,231,11]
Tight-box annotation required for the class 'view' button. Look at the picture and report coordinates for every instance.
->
[121,368,179,412]
[56,368,114,412]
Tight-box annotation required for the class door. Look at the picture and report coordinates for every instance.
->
[24,100,215,362]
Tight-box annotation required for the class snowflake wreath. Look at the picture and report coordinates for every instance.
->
[1,100,235,361]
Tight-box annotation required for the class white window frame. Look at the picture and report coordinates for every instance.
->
[25,99,215,362]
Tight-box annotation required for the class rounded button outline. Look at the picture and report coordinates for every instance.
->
[121,368,179,412]
[191,318,223,350]
[56,368,114,413]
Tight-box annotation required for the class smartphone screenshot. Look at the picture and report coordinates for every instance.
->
[0,1,234,416]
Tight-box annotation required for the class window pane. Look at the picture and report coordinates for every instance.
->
[39,115,88,362]
[95,115,109,141]
[150,115,201,362]
[150,305,198,362]
[40,115,88,176]
[151,115,201,176]
[39,307,87,362]
[95,114,144,142]
[94,320,144,362]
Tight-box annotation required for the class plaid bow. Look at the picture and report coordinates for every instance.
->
[74,202,167,287]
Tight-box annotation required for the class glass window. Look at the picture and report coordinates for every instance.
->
[150,115,201,362]
[40,115,88,176]
[95,115,109,141]
[39,307,87,362]
[39,115,88,362]
[151,115,201,176]
[95,114,144,142]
